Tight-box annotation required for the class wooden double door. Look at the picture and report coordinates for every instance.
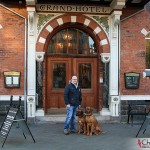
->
[46,57,98,113]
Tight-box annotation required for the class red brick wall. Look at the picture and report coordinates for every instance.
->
[120,9,150,95]
[0,6,27,95]
[1,4,150,97]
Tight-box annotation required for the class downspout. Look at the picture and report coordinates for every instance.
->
[118,23,121,116]
[24,19,27,121]
[118,24,120,96]
[0,4,27,120]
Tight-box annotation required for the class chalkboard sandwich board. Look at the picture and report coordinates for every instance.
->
[0,107,18,139]
[0,96,35,148]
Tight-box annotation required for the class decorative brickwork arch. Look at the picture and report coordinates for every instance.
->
[36,14,110,111]
[36,14,110,53]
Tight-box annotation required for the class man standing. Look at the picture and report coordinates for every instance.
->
[64,75,82,135]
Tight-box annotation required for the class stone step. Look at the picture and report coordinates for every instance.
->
[35,114,120,124]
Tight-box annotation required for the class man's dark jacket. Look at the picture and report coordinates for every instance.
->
[64,83,82,106]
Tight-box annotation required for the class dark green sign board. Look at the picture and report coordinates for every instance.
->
[124,72,140,89]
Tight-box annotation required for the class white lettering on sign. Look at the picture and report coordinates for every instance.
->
[36,4,111,14]
[1,131,7,136]
[2,121,12,131]
[0,108,17,139]
[9,110,15,113]
[7,115,15,121]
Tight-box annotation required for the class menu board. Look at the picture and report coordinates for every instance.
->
[4,72,20,88]
[124,72,140,89]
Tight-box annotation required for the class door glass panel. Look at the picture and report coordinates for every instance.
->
[47,28,97,55]
[79,64,91,88]
[89,37,97,54]
[57,30,66,53]
[68,29,77,54]
[146,33,150,68]
[48,35,57,53]
[53,63,66,88]
[78,31,89,54]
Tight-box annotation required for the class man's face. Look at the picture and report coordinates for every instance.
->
[72,76,78,85]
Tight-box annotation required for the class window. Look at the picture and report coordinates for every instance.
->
[146,32,150,68]
[53,63,66,88]
[78,63,91,88]
[47,28,97,55]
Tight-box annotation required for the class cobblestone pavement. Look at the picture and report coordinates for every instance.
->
[0,121,150,150]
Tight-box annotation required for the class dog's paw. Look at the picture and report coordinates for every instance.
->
[86,132,90,136]
[89,133,92,136]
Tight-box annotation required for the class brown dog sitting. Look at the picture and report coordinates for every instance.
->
[76,109,87,134]
[85,107,102,136]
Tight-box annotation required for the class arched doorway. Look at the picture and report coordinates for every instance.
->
[46,28,99,114]
[36,14,110,114]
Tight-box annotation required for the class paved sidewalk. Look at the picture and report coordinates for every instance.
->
[0,121,150,150]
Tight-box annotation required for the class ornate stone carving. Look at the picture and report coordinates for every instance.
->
[28,11,35,35]
[36,52,45,62]
[36,52,45,108]
[100,53,110,63]
[92,16,109,35]
[37,14,56,33]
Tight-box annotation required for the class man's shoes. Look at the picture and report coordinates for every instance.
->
[70,129,77,133]
[64,129,69,135]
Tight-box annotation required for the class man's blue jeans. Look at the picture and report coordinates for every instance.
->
[64,106,78,130]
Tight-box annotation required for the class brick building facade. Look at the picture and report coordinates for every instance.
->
[0,0,150,122]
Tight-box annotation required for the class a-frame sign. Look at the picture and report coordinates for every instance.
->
[0,96,35,148]
[136,115,150,137]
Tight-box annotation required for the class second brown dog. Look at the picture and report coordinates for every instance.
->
[85,107,102,136]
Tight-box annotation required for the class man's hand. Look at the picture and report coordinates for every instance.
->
[66,104,70,107]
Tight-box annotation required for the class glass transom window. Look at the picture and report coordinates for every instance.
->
[47,28,97,55]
